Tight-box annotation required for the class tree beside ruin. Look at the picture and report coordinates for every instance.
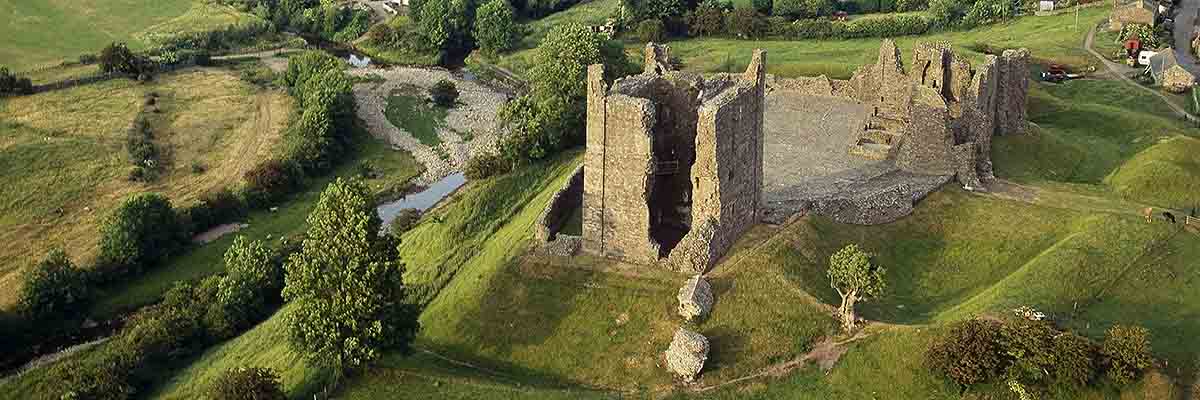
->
[828,244,886,332]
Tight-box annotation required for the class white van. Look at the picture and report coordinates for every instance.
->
[1138,50,1159,66]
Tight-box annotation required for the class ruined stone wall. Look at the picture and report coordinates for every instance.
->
[963,56,999,180]
[896,85,956,175]
[584,46,765,272]
[995,49,1030,136]
[767,75,834,96]
[535,165,584,242]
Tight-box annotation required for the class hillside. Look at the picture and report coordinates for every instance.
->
[0,68,292,309]
[0,0,261,71]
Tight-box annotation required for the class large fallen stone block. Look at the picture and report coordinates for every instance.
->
[677,275,714,321]
[665,328,709,382]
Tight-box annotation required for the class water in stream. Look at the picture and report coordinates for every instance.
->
[377,172,466,227]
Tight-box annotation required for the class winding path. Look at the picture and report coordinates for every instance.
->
[1084,21,1200,123]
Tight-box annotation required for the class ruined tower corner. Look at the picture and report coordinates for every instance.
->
[644,42,672,75]
[587,64,607,93]
[743,49,768,85]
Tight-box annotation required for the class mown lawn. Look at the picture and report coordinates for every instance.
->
[0,68,292,310]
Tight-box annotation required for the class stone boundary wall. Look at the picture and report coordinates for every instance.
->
[808,174,952,225]
[535,164,584,242]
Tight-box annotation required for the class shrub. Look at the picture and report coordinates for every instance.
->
[896,0,929,11]
[727,8,768,39]
[57,350,137,400]
[0,66,34,95]
[243,159,304,207]
[208,367,286,400]
[926,318,1009,388]
[928,0,968,26]
[687,2,727,37]
[1101,325,1153,386]
[17,249,90,321]
[219,237,283,324]
[635,19,666,42]
[752,0,774,13]
[998,319,1057,384]
[79,53,99,64]
[774,0,833,18]
[97,193,186,279]
[1052,332,1098,389]
[390,209,423,236]
[475,0,521,55]
[963,0,1015,26]
[430,79,460,108]
[183,187,247,235]
[843,14,931,38]
[99,42,153,75]
[464,152,512,180]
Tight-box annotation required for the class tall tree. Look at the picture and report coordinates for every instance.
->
[474,0,520,55]
[17,249,90,320]
[283,178,418,373]
[98,193,185,277]
[827,244,886,332]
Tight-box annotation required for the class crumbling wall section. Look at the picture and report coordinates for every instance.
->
[896,85,956,175]
[995,49,1030,135]
[964,55,999,180]
[768,75,834,96]
[535,165,585,242]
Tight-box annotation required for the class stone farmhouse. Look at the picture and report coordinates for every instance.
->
[1147,48,1196,92]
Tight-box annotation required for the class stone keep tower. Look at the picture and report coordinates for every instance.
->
[582,44,766,273]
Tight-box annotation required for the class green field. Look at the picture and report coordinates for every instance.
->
[0,0,261,72]
[0,68,293,309]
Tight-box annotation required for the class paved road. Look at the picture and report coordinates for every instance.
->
[1084,22,1200,122]
[1173,0,1200,76]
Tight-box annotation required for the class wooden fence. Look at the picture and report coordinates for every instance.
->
[1187,215,1200,231]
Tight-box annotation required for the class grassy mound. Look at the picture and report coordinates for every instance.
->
[1106,136,1200,211]
[0,69,292,309]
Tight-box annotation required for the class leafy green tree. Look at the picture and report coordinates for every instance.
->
[928,0,968,26]
[475,0,520,55]
[752,0,774,13]
[17,249,90,320]
[283,178,418,373]
[827,244,885,332]
[208,367,286,400]
[498,23,633,164]
[430,79,460,108]
[1052,332,1098,389]
[1101,324,1153,386]
[98,42,151,75]
[98,193,185,278]
[963,0,1013,26]
[635,19,666,42]
[773,0,832,18]
[211,237,282,336]
[926,318,1008,388]
[687,1,727,37]
[727,7,767,38]
[419,0,475,57]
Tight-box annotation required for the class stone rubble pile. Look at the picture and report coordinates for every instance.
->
[664,327,709,383]
[676,275,713,322]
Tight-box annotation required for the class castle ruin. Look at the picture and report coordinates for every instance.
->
[535,40,1030,273]
[580,45,767,273]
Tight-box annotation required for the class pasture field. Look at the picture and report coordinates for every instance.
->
[0,0,261,72]
[0,68,291,309]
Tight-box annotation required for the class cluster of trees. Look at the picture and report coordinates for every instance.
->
[927,318,1154,396]
[406,0,524,61]
[98,43,157,77]
[487,23,635,174]
[621,0,1012,43]
[0,66,33,95]
[43,235,294,399]
[251,0,372,43]
[19,179,418,398]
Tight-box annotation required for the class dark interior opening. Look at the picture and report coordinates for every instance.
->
[644,82,698,258]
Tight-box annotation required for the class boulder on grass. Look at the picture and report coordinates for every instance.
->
[676,275,713,321]
[665,327,709,383]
